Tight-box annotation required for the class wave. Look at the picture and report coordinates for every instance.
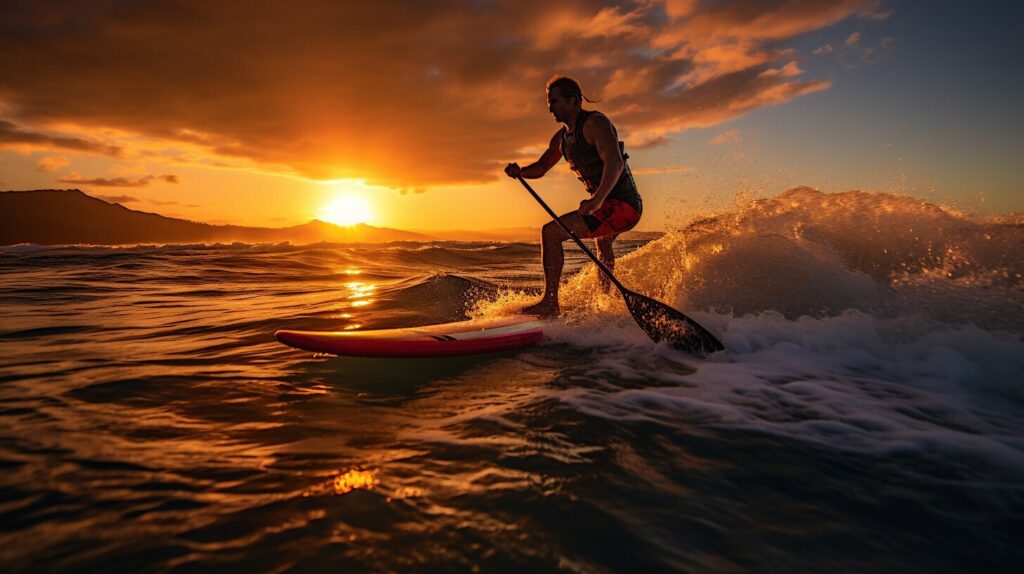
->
[523,188,1024,478]
[381,243,539,268]
[560,187,1024,333]
[372,274,502,325]
[544,309,1024,481]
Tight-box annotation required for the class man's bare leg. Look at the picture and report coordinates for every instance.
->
[595,234,617,293]
[523,212,591,317]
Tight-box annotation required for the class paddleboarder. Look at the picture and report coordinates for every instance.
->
[505,75,642,317]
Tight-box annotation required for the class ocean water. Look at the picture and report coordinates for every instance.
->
[1,188,1022,573]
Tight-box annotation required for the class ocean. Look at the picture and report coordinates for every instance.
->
[1,187,1022,572]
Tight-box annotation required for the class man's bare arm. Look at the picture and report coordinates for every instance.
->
[505,131,562,179]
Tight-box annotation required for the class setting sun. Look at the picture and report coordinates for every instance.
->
[318,195,373,227]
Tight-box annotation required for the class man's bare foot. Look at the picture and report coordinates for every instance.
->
[522,299,560,318]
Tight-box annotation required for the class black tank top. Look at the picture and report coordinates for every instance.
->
[560,110,642,213]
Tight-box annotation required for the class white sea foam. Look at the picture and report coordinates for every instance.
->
[550,310,1024,476]
[527,188,1024,477]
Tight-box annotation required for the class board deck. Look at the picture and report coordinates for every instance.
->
[275,314,545,357]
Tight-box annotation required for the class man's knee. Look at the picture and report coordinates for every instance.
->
[542,221,567,243]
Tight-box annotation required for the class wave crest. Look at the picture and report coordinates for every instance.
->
[563,188,1023,332]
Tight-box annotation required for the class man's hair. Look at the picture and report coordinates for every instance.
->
[546,74,598,105]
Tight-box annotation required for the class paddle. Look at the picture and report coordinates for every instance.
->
[516,176,725,355]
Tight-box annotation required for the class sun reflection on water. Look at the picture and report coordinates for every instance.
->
[387,486,423,502]
[346,282,376,298]
[332,469,379,495]
[345,281,376,309]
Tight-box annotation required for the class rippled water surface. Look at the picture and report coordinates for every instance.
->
[2,189,1023,572]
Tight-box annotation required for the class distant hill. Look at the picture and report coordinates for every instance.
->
[0,189,433,245]
[0,189,665,246]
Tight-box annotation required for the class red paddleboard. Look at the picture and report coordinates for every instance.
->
[275,315,545,357]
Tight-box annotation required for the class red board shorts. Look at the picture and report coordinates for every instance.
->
[581,198,641,238]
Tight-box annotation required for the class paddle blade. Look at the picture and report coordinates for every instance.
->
[622,290,725,355]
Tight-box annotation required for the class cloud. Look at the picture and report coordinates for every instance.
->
[835,33,895,67]
[858,5,893,20]
[710,129,742,145]
[0,120,123,157]
[36,155,69,172]
[0,0,879,189]
[629,134,671,149]
[95,194,139,204]
[759,61,804,78]
[57,173,179,187]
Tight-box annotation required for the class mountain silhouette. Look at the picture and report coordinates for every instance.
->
[0,189,433,245]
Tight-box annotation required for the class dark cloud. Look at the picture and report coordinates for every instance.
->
[57,174,179,187]
[0,0,878,188]
[0,120,123,157]
[95,194,139,204]
[59,175,148,187]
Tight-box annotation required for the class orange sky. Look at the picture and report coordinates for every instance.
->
[3,0,981,231]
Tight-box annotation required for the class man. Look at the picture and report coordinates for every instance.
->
[505,75,642,317]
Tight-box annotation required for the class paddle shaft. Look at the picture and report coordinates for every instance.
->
[516,176,628,293]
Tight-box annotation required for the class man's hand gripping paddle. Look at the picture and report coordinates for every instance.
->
[517,176,725,355]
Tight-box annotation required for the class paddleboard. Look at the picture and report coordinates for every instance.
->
[275,314,545,357]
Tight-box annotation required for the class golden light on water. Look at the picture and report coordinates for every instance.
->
[346,281,376,308]
[318,194,373,226]
[332,469,378,495]
[344,280,376,306]
[346,282,375,297]
[390,486,423,500]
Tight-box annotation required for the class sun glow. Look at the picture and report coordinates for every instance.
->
[319,194,374,227]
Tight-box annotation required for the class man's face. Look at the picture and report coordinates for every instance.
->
[547,89,576,123]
